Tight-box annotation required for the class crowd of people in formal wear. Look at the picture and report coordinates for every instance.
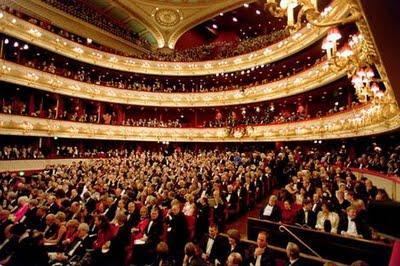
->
[1,91,355,132]
[37,0,149,47]
[0,145,45,160]
[0,143,397,265]
[144,29,289,62]
[259,144,398,241]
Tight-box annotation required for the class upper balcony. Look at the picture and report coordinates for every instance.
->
[0,0,350,75]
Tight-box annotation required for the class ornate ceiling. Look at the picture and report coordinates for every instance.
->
[80,0,254,48]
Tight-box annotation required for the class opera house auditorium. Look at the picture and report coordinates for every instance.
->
[0,0,399,265]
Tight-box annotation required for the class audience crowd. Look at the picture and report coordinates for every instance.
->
[0,145,44,160]
[39,0,149,47]
[2,6,128,56]
[144,29,289,62]
[3,6,290,62]
[1,93,356,131]
[0,143,397,265]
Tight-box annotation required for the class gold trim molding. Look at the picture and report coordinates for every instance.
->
[0,102,398,142]
[0,0,349,76]
[0,59,346,107]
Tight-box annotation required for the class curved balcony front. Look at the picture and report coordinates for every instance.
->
[0,59,346,107]
[0,0,349,76]
[0,101,398,142]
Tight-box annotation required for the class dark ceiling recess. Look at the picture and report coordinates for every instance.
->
[358,0,400,104]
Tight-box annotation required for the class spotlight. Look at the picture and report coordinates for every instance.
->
[4,38,9,44]
[212,24,218,29]
[256,10,261,15]
[232,17,238,22]
[23,44,29,50]
[13,41,19,47]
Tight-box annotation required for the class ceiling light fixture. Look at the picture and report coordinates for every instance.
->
[264,0,362,33]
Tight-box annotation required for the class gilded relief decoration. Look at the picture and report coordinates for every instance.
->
[0,100,398,142]
[0,59,346,107]
[153,8,182,27]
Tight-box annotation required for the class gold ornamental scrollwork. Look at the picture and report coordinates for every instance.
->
[153,8,182,27]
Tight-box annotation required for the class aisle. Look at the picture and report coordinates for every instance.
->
[225,201,265,238]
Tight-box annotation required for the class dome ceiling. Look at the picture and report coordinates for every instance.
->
[82,0,257,49]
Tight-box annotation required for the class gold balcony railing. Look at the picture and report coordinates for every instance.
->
[0,0,349,76]
[0,101,398,142]
[0,59,346,107]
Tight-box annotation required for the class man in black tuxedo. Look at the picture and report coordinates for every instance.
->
[167,203,188,264]
[260,195,281,222]
[249,231,274,266]
[196,197,209,240]
[199,224,228,265]
[285,242,304,266]
[43,213,59,239]
[225,185,239,219]
[0,224,20,263]
[34,206,48,232]
[236,183,248,214]
[294,199,316,228]
[302,179,315,199]
[126,202,140,227]
[338,206,371,239]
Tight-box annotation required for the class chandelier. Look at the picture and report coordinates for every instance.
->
[264,0,362,32]
[321,28,385,103]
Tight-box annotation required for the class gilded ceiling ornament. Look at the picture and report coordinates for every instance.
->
[153,8,181,27]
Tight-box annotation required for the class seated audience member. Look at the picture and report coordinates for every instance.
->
[126,202,140,227]
[260,195,282,222]
[92,215,116,250]
[0,224,22,264]
[108,213,131,265]
[199,224,228,265]
[294,199,316,228]
[132,206,150,240]
[227,252,243,266]
[365,180,378,200]
[152,241,174,266]
[311,193,322,215]
[227,229,246,261]
[7,230,49,266]
[141,207,164,261]
[183,242,207,266]
[281,200,296,224]
[249,231,274,266]
[333,190,351,214]
[338,206,371,239]
[49,222,92,262]
[42,213,59,240]
[315,202,339,233]
[286,242,304,266]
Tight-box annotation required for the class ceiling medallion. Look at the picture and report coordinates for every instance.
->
[153,8,181,27]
